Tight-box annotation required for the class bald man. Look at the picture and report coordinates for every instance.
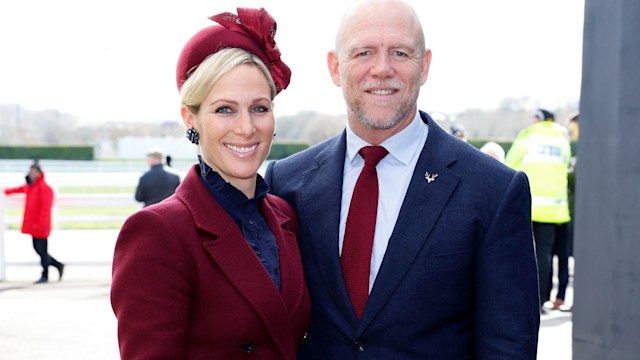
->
[266,0,540,358]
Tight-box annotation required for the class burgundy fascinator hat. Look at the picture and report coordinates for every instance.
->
[176,7,291,94]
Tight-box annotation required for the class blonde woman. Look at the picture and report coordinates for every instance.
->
[111,8,310,359]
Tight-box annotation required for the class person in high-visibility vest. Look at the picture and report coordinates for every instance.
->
[506,109,571,313]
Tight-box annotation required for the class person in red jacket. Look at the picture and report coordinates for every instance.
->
[4,162,64,283]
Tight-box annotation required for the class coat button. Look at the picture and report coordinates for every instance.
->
[300,332,309,345]
[353,341,365,352]
[241,342,254,353]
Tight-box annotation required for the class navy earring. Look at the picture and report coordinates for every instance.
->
[186,127,199,145]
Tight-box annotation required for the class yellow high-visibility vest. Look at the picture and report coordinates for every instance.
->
[505,121,572,223]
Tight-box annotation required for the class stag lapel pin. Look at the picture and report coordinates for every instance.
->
[424,171,438,184]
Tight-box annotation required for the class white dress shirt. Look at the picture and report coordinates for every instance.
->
[340,113,429,293]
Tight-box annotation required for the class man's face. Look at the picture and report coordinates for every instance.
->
[328,1,431,140]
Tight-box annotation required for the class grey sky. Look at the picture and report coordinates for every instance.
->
[0,0,584,123]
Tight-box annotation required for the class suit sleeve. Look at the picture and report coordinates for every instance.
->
[264,160,277,192]
[111,209,193,359]
[474,171,540,358]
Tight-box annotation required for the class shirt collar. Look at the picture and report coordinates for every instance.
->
[198,157,268,206]
[346,112,427,165]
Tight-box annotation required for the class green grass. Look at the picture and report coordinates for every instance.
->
[58,222,127,230]
[5,206,138,217]
[5,208,23,216]
[7,221,129,230]
[58,186,135,194]
[58,206,139,216]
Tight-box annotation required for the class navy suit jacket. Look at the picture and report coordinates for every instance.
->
[265,112,540,359]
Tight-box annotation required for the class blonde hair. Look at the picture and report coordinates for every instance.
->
[180,48,277,114]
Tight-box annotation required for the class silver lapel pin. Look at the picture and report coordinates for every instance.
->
[424,171,438,184]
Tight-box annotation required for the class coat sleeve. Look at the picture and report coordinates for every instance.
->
[474,171,540,358]
[111,209,194,359]
[134,177,146,203]
[3,184,28,195]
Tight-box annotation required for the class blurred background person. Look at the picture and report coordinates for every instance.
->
[3,161,64,283]
[554,112,579,312]
[450,124,468,142]
[568,111,579,141]
[480,141,505,163]
[506,109,572,313]
[134,147,180,207]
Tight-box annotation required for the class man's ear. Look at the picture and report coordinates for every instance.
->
[327,50,341,87]
[420,49,432,85]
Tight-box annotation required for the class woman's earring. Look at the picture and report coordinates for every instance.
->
[186,127,199,145]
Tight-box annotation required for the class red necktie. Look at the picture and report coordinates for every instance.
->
[341,145,388,320]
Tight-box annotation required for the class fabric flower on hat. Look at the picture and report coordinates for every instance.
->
[176,7,291,94]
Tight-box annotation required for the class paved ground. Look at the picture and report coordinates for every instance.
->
[0,229,573,359]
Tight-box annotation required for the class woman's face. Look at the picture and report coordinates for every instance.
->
[28,167,41,182]
[184,64,274,195]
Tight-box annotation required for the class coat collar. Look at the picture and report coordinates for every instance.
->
[175,165,304,358]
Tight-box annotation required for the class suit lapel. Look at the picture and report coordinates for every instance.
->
[358,114,461,332]
[299,132,356,318]
[179,166,294,358]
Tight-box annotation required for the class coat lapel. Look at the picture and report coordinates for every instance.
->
[357,114,461,332]
[260,196,308,323]
[178,165,295,358]
[299,132,356,319]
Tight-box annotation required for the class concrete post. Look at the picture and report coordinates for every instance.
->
[572,0,640,358]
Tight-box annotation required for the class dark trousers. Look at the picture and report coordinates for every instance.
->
[32,237,62,279]
[533,222,569,305]
[550,223,570,300]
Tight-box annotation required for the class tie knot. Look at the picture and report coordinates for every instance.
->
[359,146,388,167]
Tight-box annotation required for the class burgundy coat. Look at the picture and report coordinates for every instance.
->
[111,165,311,359]
[4,173,54,238]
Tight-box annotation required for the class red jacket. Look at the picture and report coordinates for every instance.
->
[4,173,54,238]
[111,165,311,359]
